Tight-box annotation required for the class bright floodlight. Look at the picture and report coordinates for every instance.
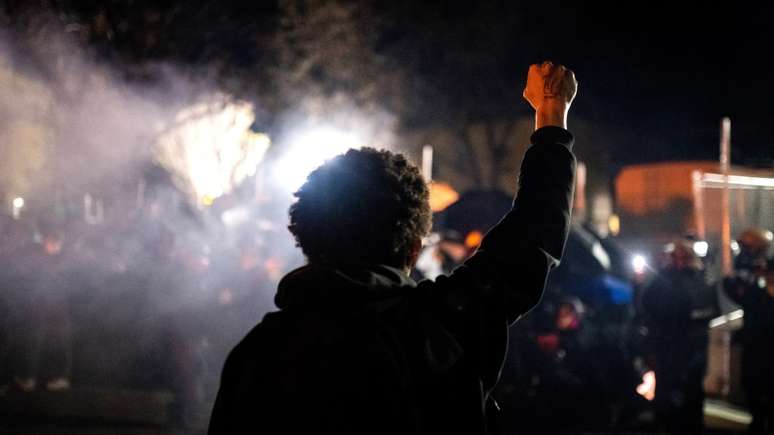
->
[693,240,709,258]
[632,254,647,275]
[12,197,24,208]
[636,370,656,401]
[154,97,270,206]
[276,127,361,191]
[731,240,741,255]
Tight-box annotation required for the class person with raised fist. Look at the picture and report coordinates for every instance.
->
[209,62,578,435]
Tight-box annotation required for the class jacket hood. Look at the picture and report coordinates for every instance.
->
[274,263,417,311]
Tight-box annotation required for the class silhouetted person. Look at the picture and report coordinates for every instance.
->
[501,296,611,435]
[209,62,578,435]
[641,241,719,435]
[724,229,774,435]
[5,229,74,392]
[0,218,35,393]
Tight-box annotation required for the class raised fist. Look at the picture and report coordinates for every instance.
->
[523,61,578,129]
[523,61,577,109]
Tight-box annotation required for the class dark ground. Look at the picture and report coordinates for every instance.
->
[0,386,751,435]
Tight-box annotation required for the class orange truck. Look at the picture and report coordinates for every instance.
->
[615,160,774,249]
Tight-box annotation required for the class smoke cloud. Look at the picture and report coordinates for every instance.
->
[0,19,298,423]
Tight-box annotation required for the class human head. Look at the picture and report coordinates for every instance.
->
[738,228,772,256]
[555,298,584,331]
[288,147,432,271]
[736,228,772,272]
[43,232,63,256]
[663,240,699,271]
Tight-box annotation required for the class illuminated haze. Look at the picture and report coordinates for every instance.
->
[0,14,406,417]
[0,27,268,208]
[0,20,402,321]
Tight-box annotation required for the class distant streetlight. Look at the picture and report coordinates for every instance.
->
[12,196,25,219]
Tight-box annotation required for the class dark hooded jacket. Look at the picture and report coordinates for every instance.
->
[208,126,576,435]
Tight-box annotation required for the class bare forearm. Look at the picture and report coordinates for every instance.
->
[535,99,569,130]
[524,61,576,130]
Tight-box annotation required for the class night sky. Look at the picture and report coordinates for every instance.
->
[401,1,774,167]
[506,2,773,166]
[5,1,773,168]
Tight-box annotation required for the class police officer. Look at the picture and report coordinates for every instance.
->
[724,229,774,435]
[641,241,719,435]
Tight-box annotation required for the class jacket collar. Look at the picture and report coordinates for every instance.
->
[274,263,416,310]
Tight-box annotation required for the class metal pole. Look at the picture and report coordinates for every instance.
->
[720,117,732,276]
[422,145,433,182]
[692,170,706,240]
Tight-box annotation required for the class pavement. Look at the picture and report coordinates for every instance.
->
[0,386,752,435]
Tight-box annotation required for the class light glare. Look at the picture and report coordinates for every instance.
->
[632,254,647,275]
[275,127,361,192]
[693,241,709,257]
[636,370,656,401]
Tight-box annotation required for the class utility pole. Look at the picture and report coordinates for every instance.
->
[720,117,732,276]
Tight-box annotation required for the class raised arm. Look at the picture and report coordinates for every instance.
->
[430,61,578,324]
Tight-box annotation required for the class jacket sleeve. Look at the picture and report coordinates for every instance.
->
[430,126,576,324]
[419,126,575,394]
[208,343,244,435]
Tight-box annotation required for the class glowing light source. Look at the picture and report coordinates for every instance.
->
[636,370,656,401]
[693,240,709,257]
[221,206,251,226]
[632,254,648,275]
[275,127,361,191]
[154,95,271,206]
[731,240,740,255]
[701,173,774,189]
[11,196,25,219]
[608,214,621,236]
[201,195,215,206]
[464,230,483,250]
[429,182,459,212]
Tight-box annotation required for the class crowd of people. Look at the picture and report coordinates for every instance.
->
[1,175,773,434]
[498,230,774,435]
[0,201,298,426]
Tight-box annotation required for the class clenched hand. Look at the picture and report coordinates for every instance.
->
[523,61,578,130]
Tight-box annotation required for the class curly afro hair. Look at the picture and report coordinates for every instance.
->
[288,147,431,269]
